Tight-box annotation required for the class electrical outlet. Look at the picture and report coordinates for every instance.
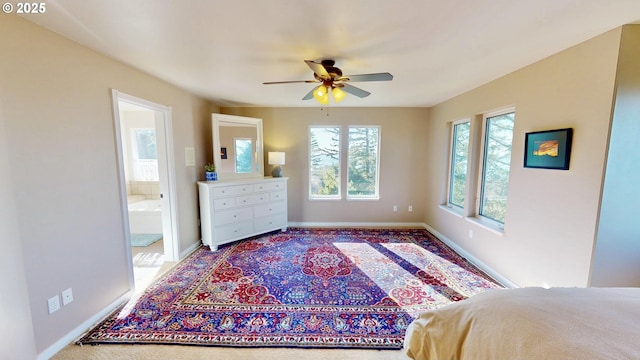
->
[469,229,474,238]
[393,205,398,212]
[62,288,73,306]
[48,295,61,314]
[408,205,413,212]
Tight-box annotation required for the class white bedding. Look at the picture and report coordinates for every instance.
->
[404,287,640,360]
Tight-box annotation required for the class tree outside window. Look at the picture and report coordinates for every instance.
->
[235,138,253,173]
[309,127,341,198]
[479,112,515,224]
[448,121,470,208]
[347,126,380,199]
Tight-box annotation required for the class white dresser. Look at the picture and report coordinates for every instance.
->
[198,177,288,250]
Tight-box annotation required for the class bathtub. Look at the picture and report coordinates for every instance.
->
[128,199,163,234]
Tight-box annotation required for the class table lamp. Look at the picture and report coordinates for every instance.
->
[268,152,285,177]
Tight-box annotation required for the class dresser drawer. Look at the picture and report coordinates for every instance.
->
[254,213,287,233]
[254,201,287,218]
[213,197,236,210]
[214,220,254,242]
[270,190,286,201]
[212,184,253,198]
[253,181,285,193]
[214,207,253,226]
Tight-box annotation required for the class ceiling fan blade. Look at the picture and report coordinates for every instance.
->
[341,83,371,98]
[263,80,319,85]
[341,72,393,82]
[304,60,330,80]
[302,87,315,100]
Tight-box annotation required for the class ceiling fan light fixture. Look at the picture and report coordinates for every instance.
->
[332,86,346,102]
[313,85,329,105]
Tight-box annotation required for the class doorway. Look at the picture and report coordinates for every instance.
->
[111,90,179,292]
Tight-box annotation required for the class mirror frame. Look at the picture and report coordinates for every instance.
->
[212,113,264,180]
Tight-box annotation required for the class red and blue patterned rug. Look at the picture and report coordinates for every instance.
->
[80,228,501,349]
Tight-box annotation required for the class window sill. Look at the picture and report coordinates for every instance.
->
[465,216,505,236]
[439,204,464,218]
[308,197,342,201]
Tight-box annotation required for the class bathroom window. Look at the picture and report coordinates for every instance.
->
[132,128,158,181]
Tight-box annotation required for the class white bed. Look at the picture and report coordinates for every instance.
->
[404,287,640,360]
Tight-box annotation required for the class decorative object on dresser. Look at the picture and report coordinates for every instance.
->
[204,162,217,181]
[268,151,285,177]
[198,177,288,250]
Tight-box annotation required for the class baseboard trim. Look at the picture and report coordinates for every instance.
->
[423,224,518,289]
[38,290,133,360]
[180,240,201,259]
[287,221,428,228]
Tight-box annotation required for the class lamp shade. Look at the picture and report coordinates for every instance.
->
[332,86,346,102]
[268,152,285,165]
[312,85,329,105]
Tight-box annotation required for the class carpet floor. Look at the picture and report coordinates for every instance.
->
[79,228,501,349]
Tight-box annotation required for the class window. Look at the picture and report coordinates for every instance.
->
[347,126,380,199]
[132,128,158,181]
[447,120,470,209]
[234,138,253,173]
[479,110,515,225]
[309,127,341,199]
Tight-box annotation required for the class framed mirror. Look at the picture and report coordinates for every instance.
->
[212,113,264,180]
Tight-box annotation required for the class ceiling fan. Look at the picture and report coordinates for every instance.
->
[263,60,393,104]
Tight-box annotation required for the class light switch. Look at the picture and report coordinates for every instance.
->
[184,147,195,166]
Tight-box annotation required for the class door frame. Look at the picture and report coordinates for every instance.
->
[111,90,180,289]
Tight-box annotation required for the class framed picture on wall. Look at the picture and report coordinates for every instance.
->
[524,128,573,170]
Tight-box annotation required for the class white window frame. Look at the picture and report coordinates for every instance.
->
[446,119,471,210]
[347,125,381,200]
[475,108,515,230]
[309,126,342,200]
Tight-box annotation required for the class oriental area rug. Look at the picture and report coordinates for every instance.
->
[80,228,501,349]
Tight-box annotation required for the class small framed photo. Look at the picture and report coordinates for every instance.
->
[524,128,573,170]
[220,147,227,159]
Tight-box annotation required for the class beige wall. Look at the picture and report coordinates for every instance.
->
[424,28,622,287]
[222,107,429,224]
[0,99,38,359]
[1,16,212,355]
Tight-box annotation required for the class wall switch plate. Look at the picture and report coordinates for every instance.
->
[61,288,73,306]
[393,205,398,212]
[48,295,61,314]
[408,205,413,212]
[184,147,195,166]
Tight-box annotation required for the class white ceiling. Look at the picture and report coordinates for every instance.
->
[22,0,640,107]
